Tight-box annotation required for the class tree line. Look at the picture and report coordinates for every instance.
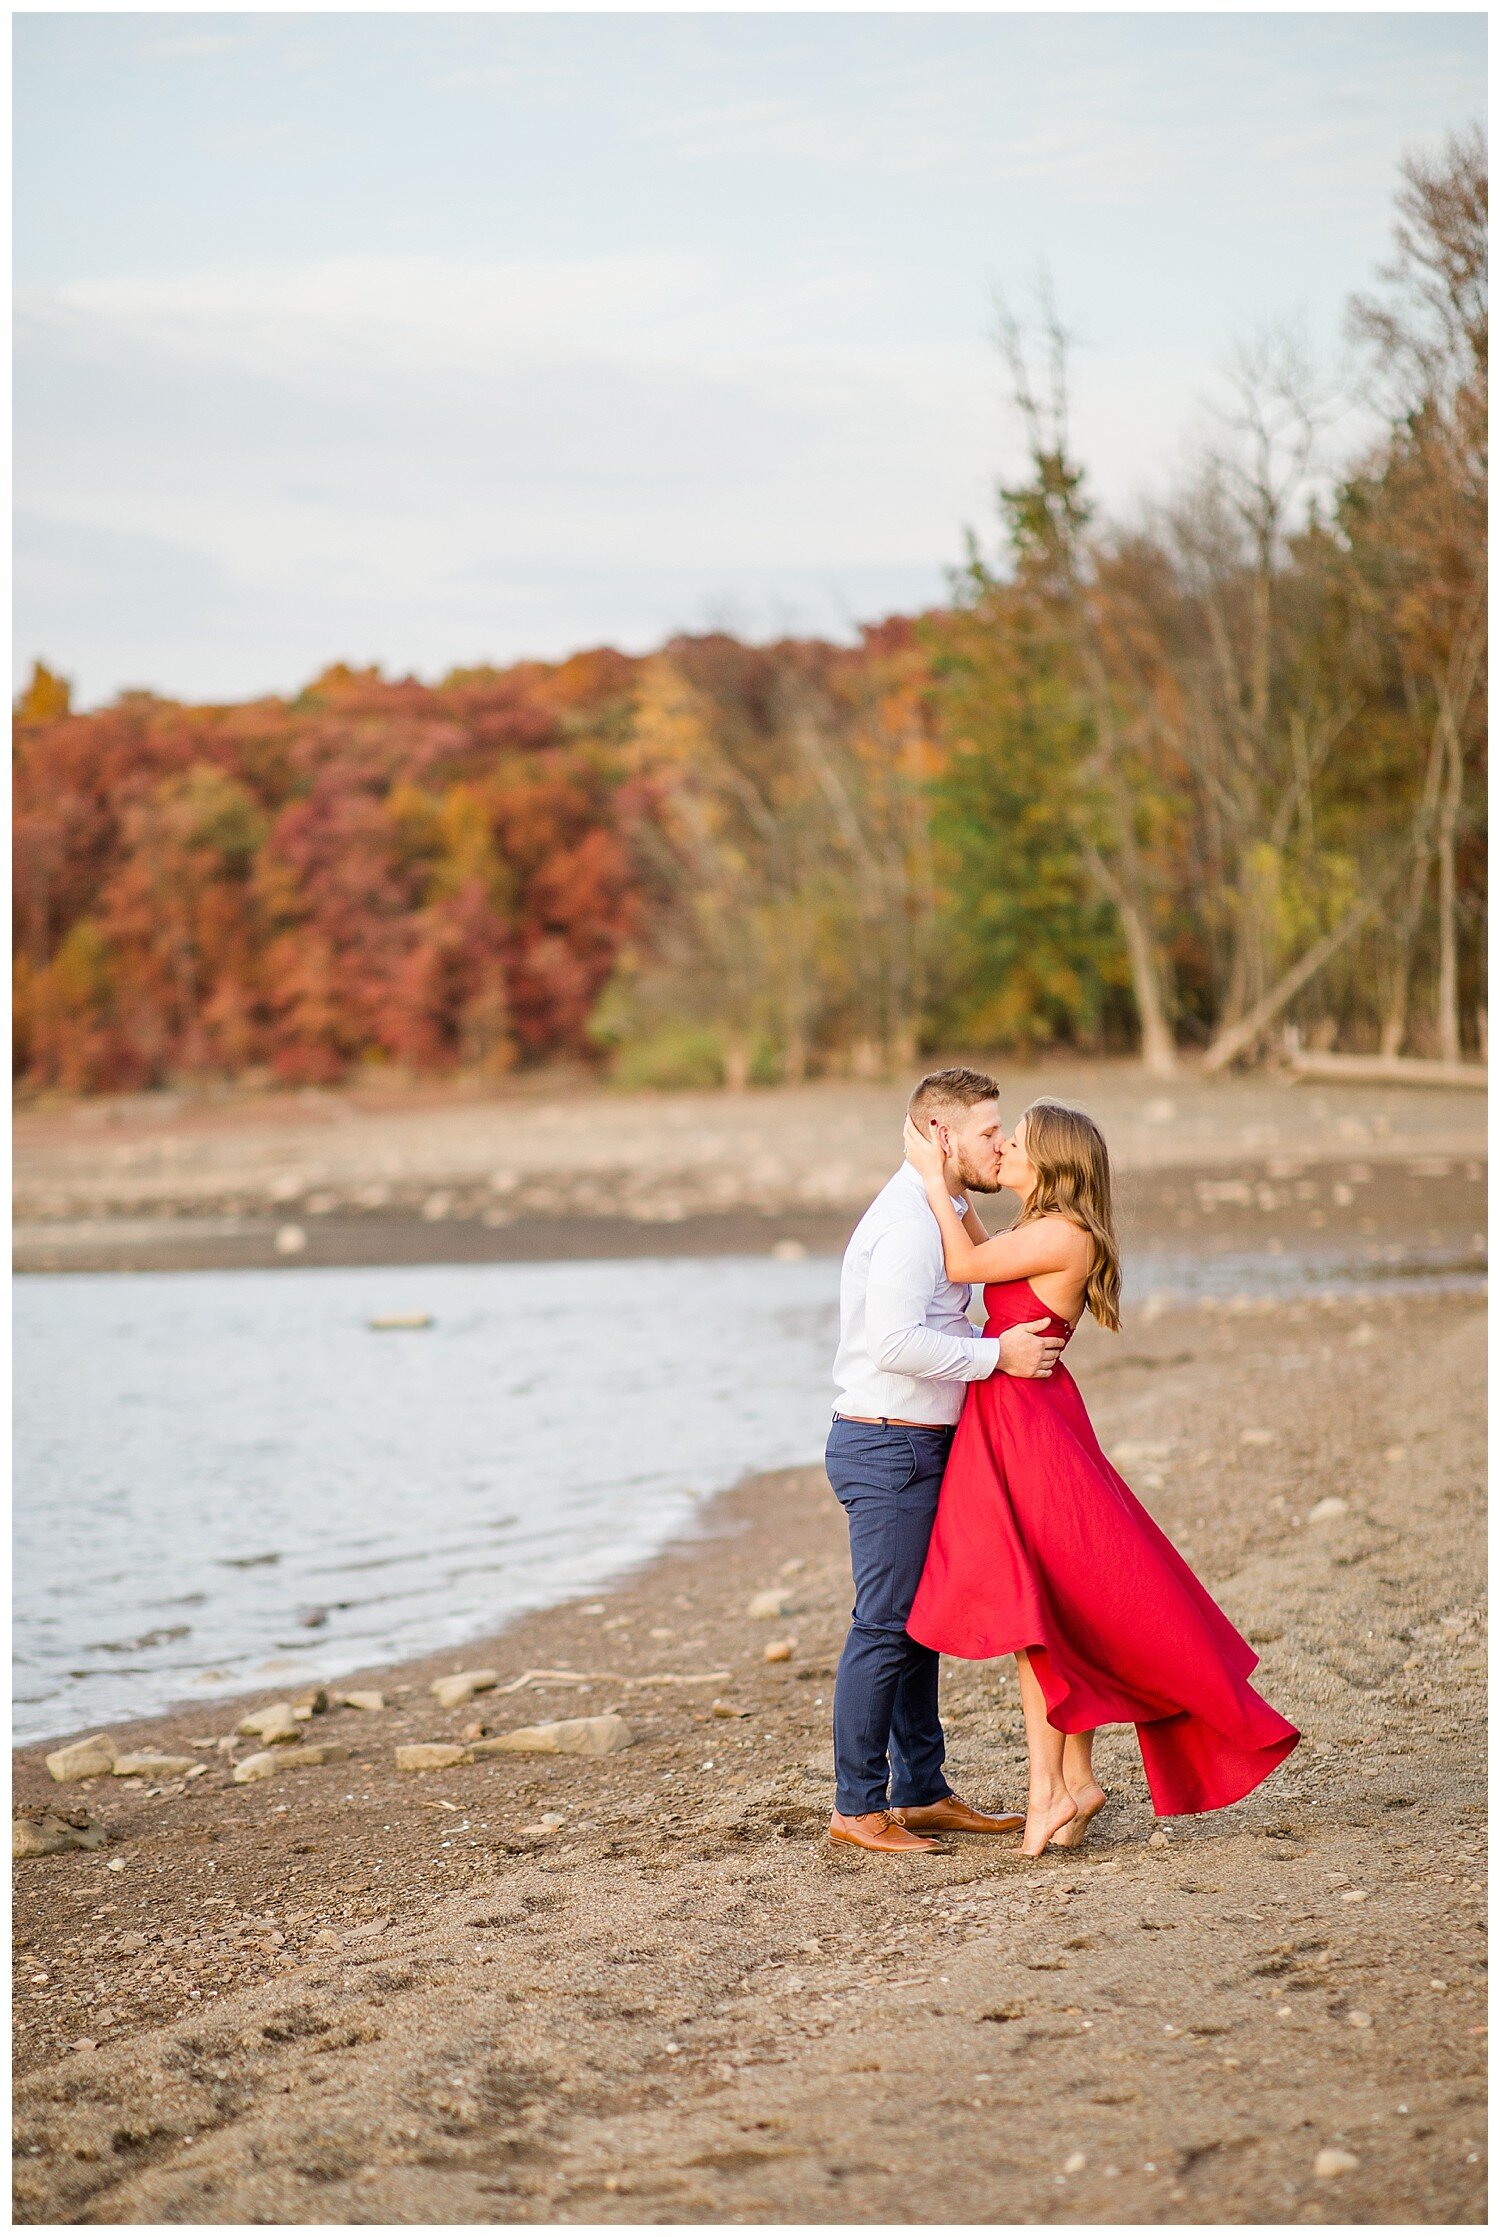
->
[13,131,1485,1095]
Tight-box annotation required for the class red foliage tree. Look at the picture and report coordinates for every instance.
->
[13,651,645,1090]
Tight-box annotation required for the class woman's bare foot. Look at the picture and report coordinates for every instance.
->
[1020,1787,1077,1857]
[1050,1780,1107,1848]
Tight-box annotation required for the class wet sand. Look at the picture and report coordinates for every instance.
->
[12,1286,1486,2226]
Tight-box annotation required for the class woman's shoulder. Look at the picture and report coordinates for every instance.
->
[1023,1212,1094,1264]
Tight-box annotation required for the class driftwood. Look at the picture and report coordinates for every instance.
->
[1201,886,1387,1076]
[492,1666,731,1695]
[1286,1051,1487,1091]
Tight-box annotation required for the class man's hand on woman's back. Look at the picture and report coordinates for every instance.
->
[998,1319,1065,1379]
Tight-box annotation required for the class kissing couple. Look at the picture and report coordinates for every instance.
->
[826,1067,1299,1858]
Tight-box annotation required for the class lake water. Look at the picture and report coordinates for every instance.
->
[13,1256,841,1744]
[14,1241,1482,1744]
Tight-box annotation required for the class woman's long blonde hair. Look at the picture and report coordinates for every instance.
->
[1014,1099,1121,1332]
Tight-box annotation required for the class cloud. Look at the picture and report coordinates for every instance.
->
[23,4,1465,704]
[19,251,719,382]
[15,245,1019,700]
[15,506,954,707]
[150,32,247,59]
[17,272,1004,558]
[14,225,1276,706]
[426,66,525,92]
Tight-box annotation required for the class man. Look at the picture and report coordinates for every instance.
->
[827,1067,1066,1854]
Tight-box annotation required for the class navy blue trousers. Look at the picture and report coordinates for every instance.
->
[826,1416,955,1817]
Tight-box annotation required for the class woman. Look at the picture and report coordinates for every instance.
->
[903,1098,1299,1857]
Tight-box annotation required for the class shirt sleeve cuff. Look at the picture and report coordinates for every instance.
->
[974,1336,1002,1378]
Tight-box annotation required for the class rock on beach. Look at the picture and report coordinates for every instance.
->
[430,1670,499,1709]
[232,1751,284,1785]
[44,1734,116,1783]
[111,1753,201,1779]
[237,1703,302,1745]
[13,1807,106,1858]
[1309,1496,1350,1524]
[232,1742,350,1784]
[395,1742,471,1772]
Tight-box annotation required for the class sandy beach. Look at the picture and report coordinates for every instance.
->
[13,1266,1486,2225]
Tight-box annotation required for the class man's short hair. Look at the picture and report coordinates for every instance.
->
[908,1066,1000,1127]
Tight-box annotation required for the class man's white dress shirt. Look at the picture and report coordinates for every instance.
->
[831,1164,1001,1426]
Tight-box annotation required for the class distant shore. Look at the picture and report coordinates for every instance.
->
[13,1058,1489,1274]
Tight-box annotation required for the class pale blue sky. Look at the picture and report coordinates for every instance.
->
[14,11,1486,705]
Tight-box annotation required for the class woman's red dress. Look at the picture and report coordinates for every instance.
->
[907,1278,1299,1816]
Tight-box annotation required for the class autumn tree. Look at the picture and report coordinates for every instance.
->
[1340,122,1487,1061]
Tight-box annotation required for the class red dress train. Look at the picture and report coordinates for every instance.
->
[907,1279,1299,1816]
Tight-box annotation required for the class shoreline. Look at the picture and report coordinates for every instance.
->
[12,1205,856,1276]
[13,1258,1486,1759]
[14,1459,775,1761]
[13,1286,1486,2225]
[13,1144,1488,1275]
[15,1061,1488,1277]
[14,1148,1485,1751]
[11,1450,824,1757]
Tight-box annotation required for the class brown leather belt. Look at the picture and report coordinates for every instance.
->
[834,1413,953,1430]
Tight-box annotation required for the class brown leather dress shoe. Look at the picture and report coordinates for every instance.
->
[891,1792,1025,1835]
[829,1809,941,1854]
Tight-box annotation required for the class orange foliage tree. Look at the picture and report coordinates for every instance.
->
[14,653,641,1091]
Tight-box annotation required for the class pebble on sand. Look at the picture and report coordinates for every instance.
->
[233,1749,284,1783]
[111,1752,202,1779]
[747,1589,793,1619]
[45,1734,117,1784]
[473,1714,633,1757]
[338,1690,385,1712]
[1314,2148,1360,2180]
[238,1703,302,1745]
[395,1742,471,1772]
[1309,1497,1349,1523]
[763,1639,795,1663]
[430,1670,499,1709]
[234,1742,350,1783]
